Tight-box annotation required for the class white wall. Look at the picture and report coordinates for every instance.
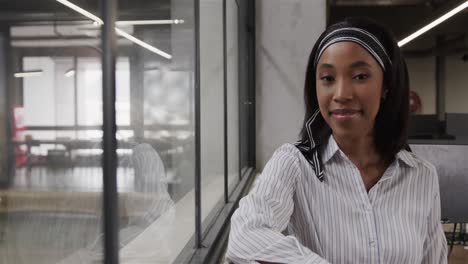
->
[255,0,326,169]
[406,55,468,114]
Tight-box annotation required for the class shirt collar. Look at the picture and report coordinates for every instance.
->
[321,135,417,168]
[396,150,417,168]
[321,135,340,164]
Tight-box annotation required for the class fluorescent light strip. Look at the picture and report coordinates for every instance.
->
[55,0,171,59]
[56,0,103,25]
[115,28,172,59]
[65,69,76,77]
[14,70,43,78]
[116,19,185,26]
[398,0,468,47]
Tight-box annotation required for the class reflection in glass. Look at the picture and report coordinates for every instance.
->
[199,0,225,233]
[115,0,197,263]
[1,1,105,263]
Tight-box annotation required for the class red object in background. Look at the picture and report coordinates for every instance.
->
[13,106,27,166]
[409,90,422,113]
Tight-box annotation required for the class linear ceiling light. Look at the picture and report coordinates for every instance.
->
[398,0,468,47]
[115,28,171,59]
[65,69,76,77]
[56,0,103,25]
[56,0,172,59]
[14,70,43,78]
[116,19,185,26]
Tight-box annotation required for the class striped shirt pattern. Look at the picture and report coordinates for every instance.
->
[226,136,447,264]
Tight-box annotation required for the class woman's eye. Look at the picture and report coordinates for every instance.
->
[353,73,369,80]
[320,76,334,82]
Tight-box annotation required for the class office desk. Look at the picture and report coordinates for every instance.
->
[13,138,173,168]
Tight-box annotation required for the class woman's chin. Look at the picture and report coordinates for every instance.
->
[331,126,366,140]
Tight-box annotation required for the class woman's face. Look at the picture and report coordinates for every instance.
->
[316,41,384,140]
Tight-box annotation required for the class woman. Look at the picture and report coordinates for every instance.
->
[226,18,447,264]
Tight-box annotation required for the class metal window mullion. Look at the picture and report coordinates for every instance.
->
[223,0,229,203]
[101,0,119,263]
[1,26,14,186]
[247,0,256,168]
[194,0,202,249]
[237,0,242,182]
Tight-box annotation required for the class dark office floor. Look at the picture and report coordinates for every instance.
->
[450,245,468,264]
[445,223,468,264]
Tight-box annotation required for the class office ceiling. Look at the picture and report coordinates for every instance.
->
[1,0,466,57]
[328,0,468,56]
[333,0,437,6]
[0,0,178,59]
[0,0,172,22]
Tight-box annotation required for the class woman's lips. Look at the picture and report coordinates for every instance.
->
[330,109,361,121]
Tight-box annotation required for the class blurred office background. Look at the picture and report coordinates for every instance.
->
[0,0,466,263]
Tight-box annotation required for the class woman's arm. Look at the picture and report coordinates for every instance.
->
[225,146,330,264]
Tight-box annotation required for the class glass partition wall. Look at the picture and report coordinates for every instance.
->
[0,2,106,263]
[0,0,255,263]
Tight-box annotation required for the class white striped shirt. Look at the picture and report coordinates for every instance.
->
[226,135,447,264]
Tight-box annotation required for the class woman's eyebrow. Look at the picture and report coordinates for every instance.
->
[318,63,334,70]
[350,61,371,68]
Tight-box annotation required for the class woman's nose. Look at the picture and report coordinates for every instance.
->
[333,79,353,103]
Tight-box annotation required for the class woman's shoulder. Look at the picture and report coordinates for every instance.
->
[398,149,437,174]
[397,149,440,192]
[272,143,305,161]
[263,143,309,170]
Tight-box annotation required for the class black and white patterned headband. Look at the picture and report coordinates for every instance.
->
[314,27,392,71]
[295,27,392,182]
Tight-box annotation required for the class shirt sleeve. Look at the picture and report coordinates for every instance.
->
[225,146,330,264]
[421,179,448,264]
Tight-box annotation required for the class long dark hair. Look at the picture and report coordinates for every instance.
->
[299,17,410,163]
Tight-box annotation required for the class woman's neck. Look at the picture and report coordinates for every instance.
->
[332,133,382,169]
